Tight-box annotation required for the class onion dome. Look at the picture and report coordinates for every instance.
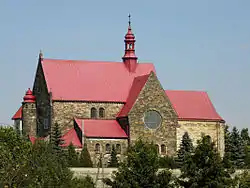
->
[23,88,36,103]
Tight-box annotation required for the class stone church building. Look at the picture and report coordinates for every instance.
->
[12,20,225,165]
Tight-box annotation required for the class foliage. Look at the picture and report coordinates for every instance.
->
[0,127,82,188]
[70,175,95,188]
[241,128,250,168]
[108,145,118,167]
[0,127,33,187]
[159,156,177,169]
[79,142,93,167]
[67,142,79,167]
[176,132,194,168]
[238,170,250,188]
[177,135,236,188]
[229,127,245,168]
[50,122,64,152]
[223,124,233,168]
[103,139,174,188]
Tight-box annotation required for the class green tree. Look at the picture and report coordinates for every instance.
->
[0,127,78,188]
[176,132,194,168]
[238,170,250,188]
[177,135,236,188]
[69,175,95,188]
[223,124,232,168]
[67,142,79,167]
[79,143,93,167]
[229,127,245,168]
[51,122,64,150]
[241,128,250,168]
[108,145,118,167]
[103,139,174,188]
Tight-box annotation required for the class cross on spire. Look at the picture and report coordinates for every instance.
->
[128,14,131,26]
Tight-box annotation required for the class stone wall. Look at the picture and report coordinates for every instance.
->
[52,102,124,134]
[128,72,178,156]
[32,61,51,137]
[71,168,246,188]
[22,102,37,136]
[177,120,225,156]
[85,138,128,167]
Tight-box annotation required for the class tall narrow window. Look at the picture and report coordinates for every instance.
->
[155,144,159,154]
[91,107,97,118]
[44,119,49,129]
[116,144,121,154]
[106,144,111,154]
[95,143,100,154]
[99,108,105,118]
[161,144,166,154]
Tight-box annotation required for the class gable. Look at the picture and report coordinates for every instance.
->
[41,58,155,102]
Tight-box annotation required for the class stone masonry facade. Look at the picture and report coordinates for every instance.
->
[21,62,225,161]
[128,72,178,156]
[177,121,225,157]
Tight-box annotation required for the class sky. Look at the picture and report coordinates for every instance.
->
[0,1,250,129]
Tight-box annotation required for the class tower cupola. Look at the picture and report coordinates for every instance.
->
[122,14,138,72]
[23,88,36,103]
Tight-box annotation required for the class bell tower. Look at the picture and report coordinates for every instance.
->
[122,14,138,72]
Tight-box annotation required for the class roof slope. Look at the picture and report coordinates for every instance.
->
[118,74,150,117]
[165,90,223,121]
[61,128,82,147]
[75,118,128,138]
[41,59,155,102]
[12,107,22,120]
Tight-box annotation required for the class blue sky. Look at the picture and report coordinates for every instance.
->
[0,1,250,129]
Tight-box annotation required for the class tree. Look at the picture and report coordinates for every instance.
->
[241,128,250,167]
[177,135,236,188]
[79,143,93,167]
[0,127,77,188]
[103,139,174,188]
[69,175,95,188]
[108,145,118,167]
[176,132,194,168]
[67,143,79,167]
[229,127,245,168]
[238,170,250,188]
[50,122,64,150]
[223,124,232,168]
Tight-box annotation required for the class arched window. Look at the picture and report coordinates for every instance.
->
[116,144,121,154]
[161,144,166,154]
[99,108,105,118]
[155,144,159,154]
[106,144,111,154]
[91,107,97,118]
[95,143,100,154]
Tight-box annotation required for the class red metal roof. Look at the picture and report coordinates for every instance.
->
[41,59,155,102]
[61,128,82,148]
[165,90,224,122]
[12,107,22,120]
[75,118,128,138]
[118,74,150,117]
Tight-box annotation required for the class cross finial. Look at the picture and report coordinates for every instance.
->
[128,14,131,26]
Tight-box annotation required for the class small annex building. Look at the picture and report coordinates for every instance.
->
[12,19,225,166]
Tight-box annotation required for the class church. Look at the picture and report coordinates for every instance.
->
[12,18,225,166]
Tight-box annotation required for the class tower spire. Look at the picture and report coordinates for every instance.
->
[122,14,138,72]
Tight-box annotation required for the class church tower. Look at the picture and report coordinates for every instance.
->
[122,14,138,72]
[22,88,37,137]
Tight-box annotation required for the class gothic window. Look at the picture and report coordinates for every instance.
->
[44,119,49,129]
[95,143,100,154]
[91,107,97,118]
[99,108,105,118]
[161,144,166,154]
[116,144,121,154]
[106,143,111,154]
[155,144,159,154]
